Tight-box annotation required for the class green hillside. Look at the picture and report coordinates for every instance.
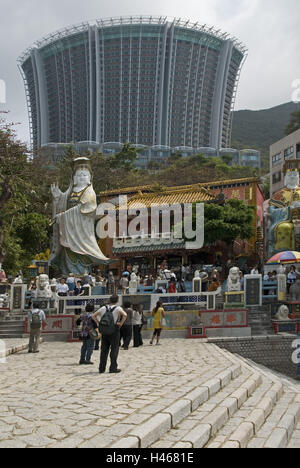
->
[232,101,300,170]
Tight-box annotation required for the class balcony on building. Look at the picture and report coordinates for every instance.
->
[239,149,261,169]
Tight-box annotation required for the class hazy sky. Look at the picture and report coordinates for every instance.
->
[0,0,300,145]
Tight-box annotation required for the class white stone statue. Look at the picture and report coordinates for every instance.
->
[192,270,202,293]
[13,274,23,284]
[285,170,300,190]
[50,157,109,275]
[129,272,138,294]
[227,267,242,292]
[275,304,290,321]
[36,274,52,299]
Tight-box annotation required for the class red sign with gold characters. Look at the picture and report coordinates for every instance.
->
[198,309,248,328]
[25,315,74,334]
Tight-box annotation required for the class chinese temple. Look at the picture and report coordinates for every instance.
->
[99,177,265,275]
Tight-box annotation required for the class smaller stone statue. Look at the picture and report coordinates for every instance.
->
[227,267,242,292]
[13,274,23,284]
[274,304,290,321]
[289,278,300,302]
[107,271,115,295]
[129,272,138,294]
[0,293,9,309]
[193,270,203,293]
[36,274,52,299]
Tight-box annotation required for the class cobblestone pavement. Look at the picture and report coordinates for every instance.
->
[0,339,299,448]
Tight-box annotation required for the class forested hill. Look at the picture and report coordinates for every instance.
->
[232,101,300,169]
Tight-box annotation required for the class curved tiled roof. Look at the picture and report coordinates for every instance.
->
[100,177,260,198]
[118,187,214,210]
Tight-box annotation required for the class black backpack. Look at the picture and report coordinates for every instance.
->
[99,305,117,336]
[31,311,42,330]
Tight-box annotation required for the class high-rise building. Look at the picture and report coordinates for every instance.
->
[18,16,247,151]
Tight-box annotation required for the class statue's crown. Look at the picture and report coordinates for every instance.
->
[72,157,92,174]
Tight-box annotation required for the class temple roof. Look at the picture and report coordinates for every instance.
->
[118,186,215,210]
[100,177,260,198]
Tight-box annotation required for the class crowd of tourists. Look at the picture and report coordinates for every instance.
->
[27,294,166,374]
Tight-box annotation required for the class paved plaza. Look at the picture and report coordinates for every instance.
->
[1,339,300,448]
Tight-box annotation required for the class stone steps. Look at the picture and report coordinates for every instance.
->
[209,348,300,448]
[205,374,284,447]
[108,345,300,449]
[147,367,261,448]
[108,362,243,448]
[0,320,25,339]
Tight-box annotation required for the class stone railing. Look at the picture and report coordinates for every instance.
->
[55,289,221,314]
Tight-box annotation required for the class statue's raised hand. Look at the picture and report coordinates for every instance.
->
[51,182,61,200]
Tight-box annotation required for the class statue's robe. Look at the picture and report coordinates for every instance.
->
[50,184,109,275]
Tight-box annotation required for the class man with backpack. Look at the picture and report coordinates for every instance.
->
[28,301,47,353]
[92,295,127,374]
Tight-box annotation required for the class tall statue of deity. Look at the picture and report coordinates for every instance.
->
[50,157,109,275]
[268,161,300,257]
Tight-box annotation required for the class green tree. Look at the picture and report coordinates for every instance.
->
[183,199,255,255]
[0,116,53,274]
[14,213,50,256]
[0,117,28,265]
[148,160,163,171]
[221,154,234,166]
[110,142,139,170]
[261,178,270,199]
[285,110,300,136]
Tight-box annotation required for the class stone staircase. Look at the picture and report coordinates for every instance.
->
[108,346,300,449]
[0,316,26,338]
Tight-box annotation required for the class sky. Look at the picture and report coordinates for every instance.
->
[0,0,300,145]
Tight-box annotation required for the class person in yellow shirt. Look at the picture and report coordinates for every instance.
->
[150,301,166,346]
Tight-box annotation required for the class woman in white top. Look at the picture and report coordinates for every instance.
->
[56,278,69,296]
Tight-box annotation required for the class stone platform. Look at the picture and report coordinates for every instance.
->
[0,338,29,359]
[0,339,300,448]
